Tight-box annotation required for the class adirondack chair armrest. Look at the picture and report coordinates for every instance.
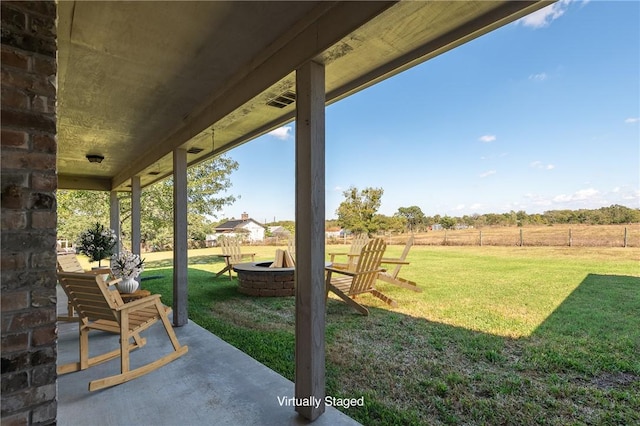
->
[115,294,162,311]
[86,267,112,275]
[328,252,347,261]
[380,258,410,265]
[325,266,385,277]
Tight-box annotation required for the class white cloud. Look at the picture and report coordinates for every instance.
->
[470,203,483,211]
[624,117,639,124]
[333,186,343,192]
[267,126,292,140]
[453,204,466,211]
[517,0,572,29]
[530,161,555,170]
[479,170,497,178]
[612,187,621,193]
[479,135,496,143]
[553,188,599,203]
[529,72,548,81]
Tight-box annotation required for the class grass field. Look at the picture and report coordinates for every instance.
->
[123,243,640,425]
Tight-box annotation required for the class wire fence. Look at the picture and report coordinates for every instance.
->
[382,224,639,248]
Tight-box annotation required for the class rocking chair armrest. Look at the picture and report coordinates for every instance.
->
[105,277,122,286]
[115,294,162,311]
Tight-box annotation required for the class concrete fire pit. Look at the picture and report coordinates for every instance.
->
[232,262,295,297]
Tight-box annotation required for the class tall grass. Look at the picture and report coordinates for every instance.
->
[136,245,639,425]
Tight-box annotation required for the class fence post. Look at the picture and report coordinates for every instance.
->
[519,229,523,247]
[569,228,572,247]
[624,227,628,248]
[479,230,483,247]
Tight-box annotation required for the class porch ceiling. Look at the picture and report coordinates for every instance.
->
[56,0,550,192]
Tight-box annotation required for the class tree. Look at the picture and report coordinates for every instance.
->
[57,155,239,249]
[439,215,457,230]
[335,186,384,235]
[395,206,426,232]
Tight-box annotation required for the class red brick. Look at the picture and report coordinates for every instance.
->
[6,308,56,332]
[33,56,56,75]
[275,288,295,297]
[31,325,56,347]
[0,109,55,133]
[1,47,29,70]
[260,289,276,296]
[31,172,56,191]
[0,4,26,32]
[1,151,56,171]
[1,67,55,97]
[0,409,29,426]
[0,184,25,209]
[0,253,28,272]
[1,290,30,312]
[27,13,56,38]
[32,133,56,153]
[1,129,28,148]
[0,210,27,230]
[1,332,29,352]
[1,87,29,110]
[31,211,55,229]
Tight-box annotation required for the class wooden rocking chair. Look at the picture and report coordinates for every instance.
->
[378,236,421,292]
[57,253,113,322]
[57,272,188,391]
[328,233,369,270]
[325,238,397,315]
[215,237,256,280]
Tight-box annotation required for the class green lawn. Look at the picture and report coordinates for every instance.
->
[137,245,640,425]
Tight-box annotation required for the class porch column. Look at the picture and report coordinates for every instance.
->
[294,60,326,421]
[173,148,188,326]
[109,191,121,256]
[131,176,142,258]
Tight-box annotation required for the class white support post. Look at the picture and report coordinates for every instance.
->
[109,191,121,257]
[294,60,326,421]
[131,176,142,258]
[173,148,188,326]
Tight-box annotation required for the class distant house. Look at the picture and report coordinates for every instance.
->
[268,226,291,239]
[209,213,265,244]
[325,227,342,239]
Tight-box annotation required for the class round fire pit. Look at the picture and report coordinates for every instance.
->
[233,262,295,297]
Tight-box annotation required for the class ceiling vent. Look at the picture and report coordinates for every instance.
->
[148,171,161,176]
[267,91,296,108]
[187,147,204,154]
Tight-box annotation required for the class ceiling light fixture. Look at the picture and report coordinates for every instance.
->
[86,154,105,164]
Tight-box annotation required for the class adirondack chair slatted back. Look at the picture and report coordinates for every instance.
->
[389,236,414,279]
[350,238,386,294]
[349,234,370,256]
[221,238,244,264]
[287,237,296,263]
[58,272,121,322]
[57,253,85,273]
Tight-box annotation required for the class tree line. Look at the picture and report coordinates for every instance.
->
[334,186,640,235]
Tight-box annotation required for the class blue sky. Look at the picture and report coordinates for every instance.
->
[220,0,639,222]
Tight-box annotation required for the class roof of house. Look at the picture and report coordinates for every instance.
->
[215,219,265,232]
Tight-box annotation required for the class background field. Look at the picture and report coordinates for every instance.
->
[126,243,640,425]
[375,224,638,248]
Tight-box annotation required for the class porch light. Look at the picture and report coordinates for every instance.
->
[86,154,104,164]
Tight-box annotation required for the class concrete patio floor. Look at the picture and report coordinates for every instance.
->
[56,286,360,426]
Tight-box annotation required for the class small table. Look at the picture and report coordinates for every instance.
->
[120,289,151,303]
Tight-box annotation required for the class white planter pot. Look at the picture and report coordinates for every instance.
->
[117,277,139,294]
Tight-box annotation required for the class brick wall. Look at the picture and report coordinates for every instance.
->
[1,1,58,425]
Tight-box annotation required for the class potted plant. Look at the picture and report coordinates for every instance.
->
[111,250,145,293]
[76,222,117,267]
